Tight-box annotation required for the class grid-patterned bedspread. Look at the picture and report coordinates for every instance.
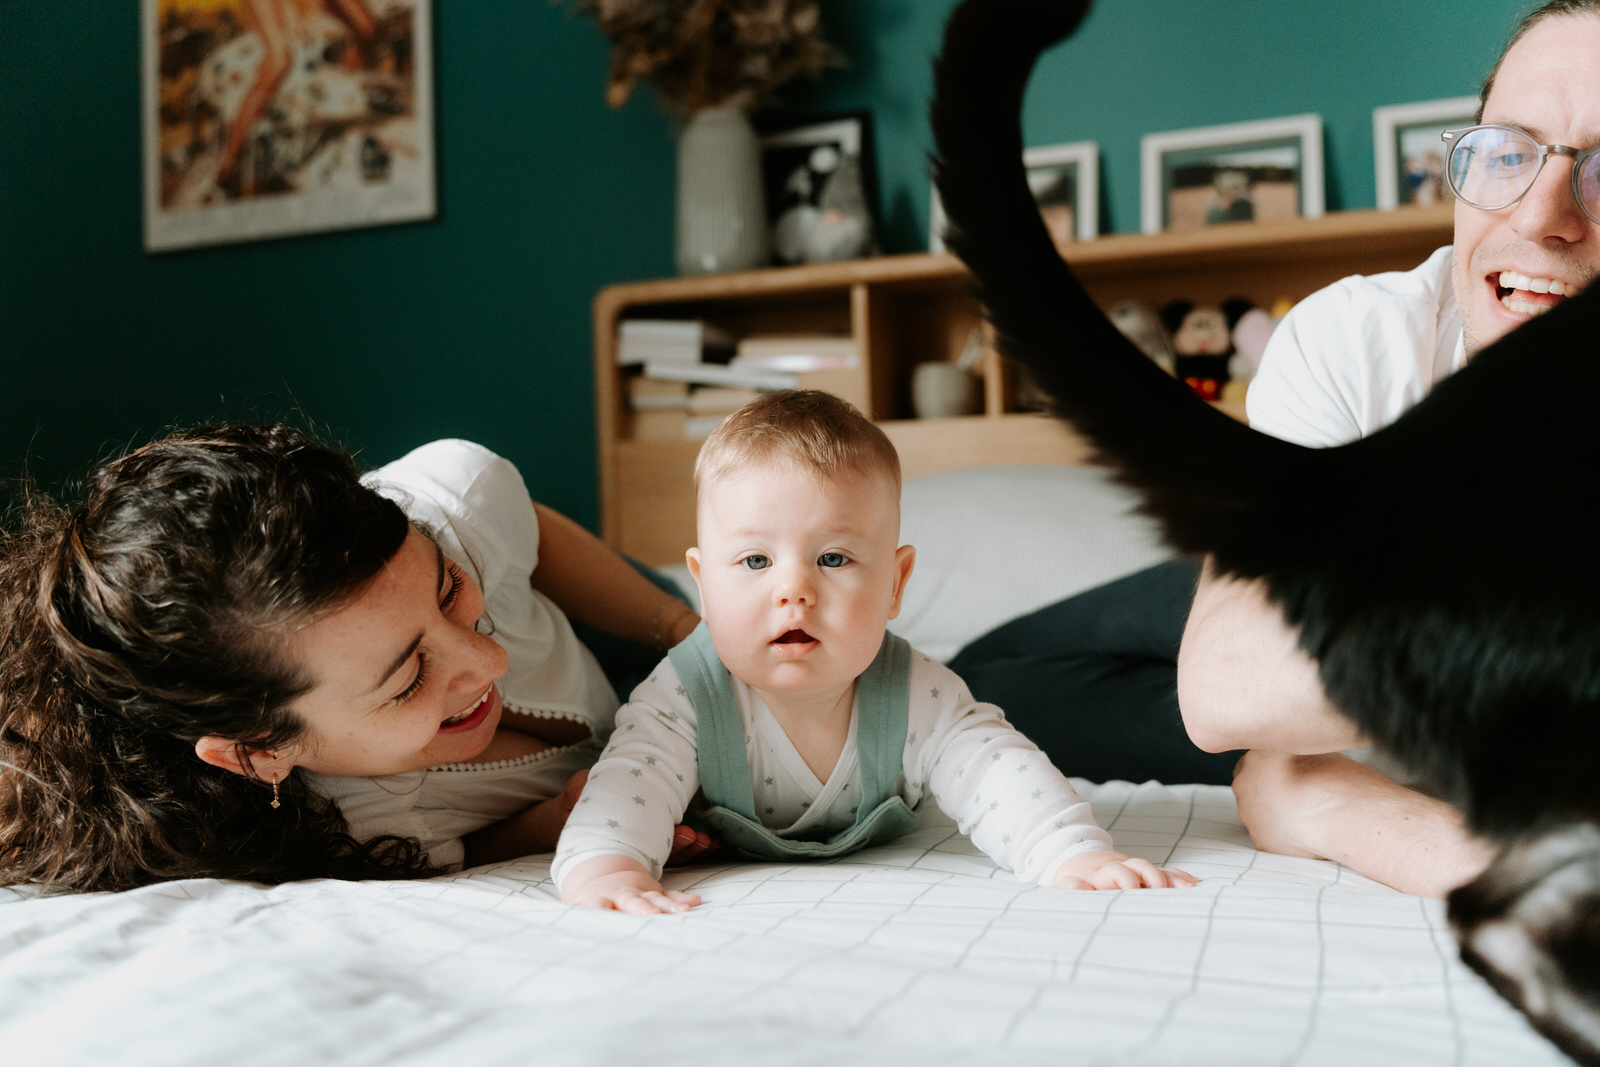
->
[0,781,1566,1066]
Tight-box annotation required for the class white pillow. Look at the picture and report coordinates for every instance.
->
[889,465,1175,661]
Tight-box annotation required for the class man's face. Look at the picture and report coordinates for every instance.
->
[1452,15,1600,354]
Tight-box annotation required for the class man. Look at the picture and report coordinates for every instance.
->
[953,0,1600,898]
[1180,0,1600,897]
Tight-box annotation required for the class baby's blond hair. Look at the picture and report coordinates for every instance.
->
[694,390,901,498]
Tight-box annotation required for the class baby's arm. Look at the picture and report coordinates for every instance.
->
[909,655,1194,890]
[553,664,706,908]
[559,853,701,914]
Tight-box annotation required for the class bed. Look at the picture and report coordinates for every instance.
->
[0,466,1571,1065]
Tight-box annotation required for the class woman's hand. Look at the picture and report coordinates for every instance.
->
[668,824,716,865]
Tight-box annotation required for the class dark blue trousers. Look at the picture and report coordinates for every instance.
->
[949,558,1241,785]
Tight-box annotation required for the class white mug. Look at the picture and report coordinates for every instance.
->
[912,362,980,418]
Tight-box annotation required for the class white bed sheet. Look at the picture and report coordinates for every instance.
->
[0,780,1564,1066]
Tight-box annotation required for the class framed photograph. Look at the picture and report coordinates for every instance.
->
[758,112,879,266]
[141,0,436,253]
[1373,96,1478,210]
[1140,114,1323,234]
[928,140,1099,253]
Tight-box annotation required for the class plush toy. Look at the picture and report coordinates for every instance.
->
[1161,297,1254,401]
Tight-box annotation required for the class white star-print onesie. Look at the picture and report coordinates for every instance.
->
[553,650,1113,888]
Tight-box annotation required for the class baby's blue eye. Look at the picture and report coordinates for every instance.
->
[818,552,848,568]
[741,555,770,570]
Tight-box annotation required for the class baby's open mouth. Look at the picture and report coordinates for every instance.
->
[773,629,813,644]
[1496,270,1577,316]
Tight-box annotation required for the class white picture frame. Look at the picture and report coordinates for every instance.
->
[141,0,437,252]
[1140,114,1323,234]
[1372,96,1479,210]
[929,140,1099,253]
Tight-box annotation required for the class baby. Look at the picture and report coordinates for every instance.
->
[554,390,1194,912]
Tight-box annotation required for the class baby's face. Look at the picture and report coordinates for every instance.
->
[687,459,915,703]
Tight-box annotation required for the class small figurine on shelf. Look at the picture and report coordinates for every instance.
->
[1161,297,1255,402]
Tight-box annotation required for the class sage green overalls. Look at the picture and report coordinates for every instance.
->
[667,623,921,860]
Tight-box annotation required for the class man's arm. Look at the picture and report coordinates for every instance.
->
[1178,559,1495,898]
[1176,559,1363,753]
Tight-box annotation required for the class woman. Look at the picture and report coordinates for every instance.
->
[0,425,701,892]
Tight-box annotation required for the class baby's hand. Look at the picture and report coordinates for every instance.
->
[1052,849,1197,890]
[560,854,702,915]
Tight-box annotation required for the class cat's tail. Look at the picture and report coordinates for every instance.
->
[930,0,1321,577]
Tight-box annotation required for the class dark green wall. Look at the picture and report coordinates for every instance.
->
[1,0,1532,526]
[789,0,1529,252]
[1,1,676,523]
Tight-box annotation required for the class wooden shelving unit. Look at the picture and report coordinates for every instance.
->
[592,205,1454,566]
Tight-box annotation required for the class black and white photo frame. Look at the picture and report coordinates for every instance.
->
[758,112,880,266]
[1140,114,1323,234]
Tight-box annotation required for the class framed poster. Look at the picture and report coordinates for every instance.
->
[1372,96,1479,210]
[142,0,436,252]
[1140,114,1323,234]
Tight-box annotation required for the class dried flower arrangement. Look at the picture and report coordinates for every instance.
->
[566,0,835,113]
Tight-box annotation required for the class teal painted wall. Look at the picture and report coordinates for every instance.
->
[1,0,1532,526]
[1,1,676,523]
[787,0,1530,252]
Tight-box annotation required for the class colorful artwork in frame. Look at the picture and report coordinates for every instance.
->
[141,0,436,252]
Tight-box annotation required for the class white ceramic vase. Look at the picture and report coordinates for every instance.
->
[676,105,769,275]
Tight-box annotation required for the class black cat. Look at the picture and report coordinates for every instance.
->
[930,0,1600,1061]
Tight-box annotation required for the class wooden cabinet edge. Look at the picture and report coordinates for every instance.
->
[591,206,1453,308]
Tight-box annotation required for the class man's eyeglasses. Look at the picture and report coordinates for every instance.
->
[1441,124,1600,224]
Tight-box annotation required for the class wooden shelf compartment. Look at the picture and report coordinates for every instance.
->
[592,206,1454,564]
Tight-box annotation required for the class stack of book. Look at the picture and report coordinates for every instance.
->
[615,319,736,369]
[727,335,858,374]
[621,324,869,439]
[626,378,770,440]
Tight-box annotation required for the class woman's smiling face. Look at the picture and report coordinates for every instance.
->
[278,527,511,776]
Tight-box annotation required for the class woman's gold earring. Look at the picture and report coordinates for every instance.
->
[270,773,282,810]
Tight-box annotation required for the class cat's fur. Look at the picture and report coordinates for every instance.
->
[930,0,1600,1060]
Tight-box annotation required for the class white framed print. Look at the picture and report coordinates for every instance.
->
[1140,114,1323,234]
[929,140,1099,253]
[141,0,437,252]
[1372,96,1479,210]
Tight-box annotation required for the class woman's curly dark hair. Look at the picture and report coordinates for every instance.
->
[0,425,438,891]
